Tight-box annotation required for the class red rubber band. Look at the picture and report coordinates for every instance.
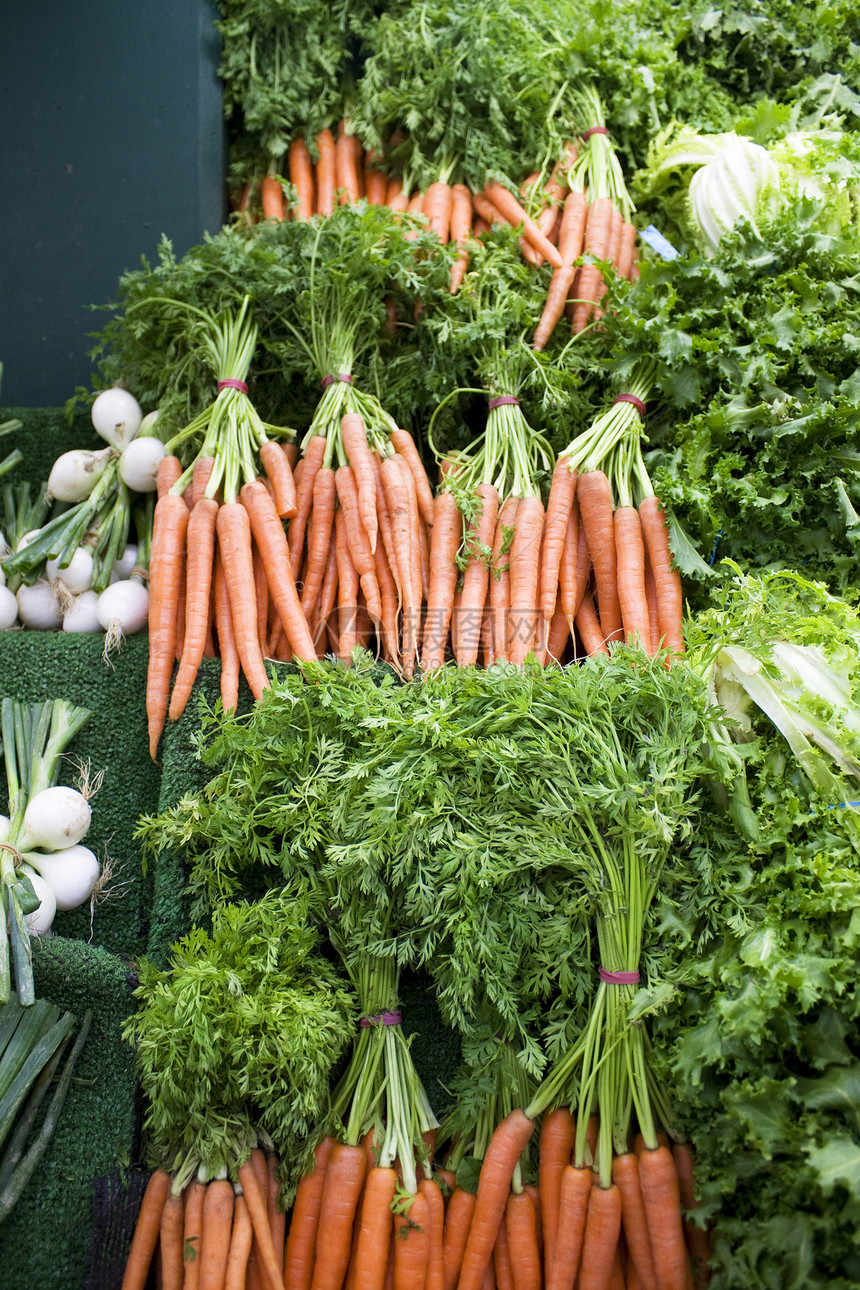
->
[598,967,640,985]
[217,378,248,394]
[582,126,610,140]
[359,1010,402,1028]
[613,394,647,417]
[488,396,520,410]
[321,373,354,389]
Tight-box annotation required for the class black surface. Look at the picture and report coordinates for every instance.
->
[0,0,225,406]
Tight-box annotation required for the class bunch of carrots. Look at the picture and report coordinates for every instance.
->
[121,1142,287,1290]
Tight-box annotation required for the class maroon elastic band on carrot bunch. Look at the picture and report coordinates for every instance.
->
[582,126,610,140]
[598,967,640,985]
[488,396,520,410]
[612,394,647,418]
[359,1010,402,1028]
[321,373,354,389]
[217,378,248,394]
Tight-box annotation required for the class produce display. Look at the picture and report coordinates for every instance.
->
[2,2,860,1289]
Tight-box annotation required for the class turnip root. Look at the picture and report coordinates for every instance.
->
[91,387,143,449]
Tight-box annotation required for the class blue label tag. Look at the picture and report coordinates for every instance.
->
[640,225,680,261]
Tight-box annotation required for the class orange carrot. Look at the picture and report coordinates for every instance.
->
[316,129,337,216]
[259,439,298,519]
[609,1246,626,1290]
[310,1144,368,1290]
[535,145,577,239]
[341,413,379,554]
[537,460,577,655]
[289,138,316,221]
[422,490,462,671]
[214,551,239,712]
[638,497,684,655]
[157,455,183,499]
[633,1133,670,1156]
[381,455,417,677]
[507,497,544,665]
[216,503,270,700]
[533,191,588,350]
[539,1109,575,1280]
[489,495,518,664]
[672,1144,711,1290]
[557,504,581,632]
[521,1186,542,1269]
[301,466,337,616]
[387,176,406,206]
[390,428,435,526]
[336,465,382,624]
[443,1190,477,1290]
[472,193,506,228]
[504,1192,541,1290]
[147,496,189,758]
[198,1178,234,1290]
[284,441,300,470]
[284,1137,335,1290]
[455,483,499,666]
[159,1187,186,1290]
[575,587,609,657]
[261,175,285,222]
[335,121,363,203]
[394,1192,429,1290]
[366,153,389,205]
[267,1153,286,1275]
[424,181,454,242]
[248,1147,270,1290]
[617,224,637,280]
[225,1193,254,1290]
[456,1111,535,1290]
[396,452,426,634]
[577,1183,622,1290]
[614,507,652,653]
[545,1166,591,1290]
[612,1154,657,1290]
[493,1217,515,1290]
[571,198,614,334]
[238,1160,283,1290]
[480,602,495,667]
[545,601,569,663]
[607,206,624,274]
[168,498,218,720]
[289,437,327,576]
[241,480,317,661]
[335,506,360,661]
[183,1179,206,1290]
[637,1147,688,1290]
[354,1167,397,1290]
[643,548,659,658]
[576,471,622,645]
[375,539,400,666]
[315,528,339,647]
[420,1179,446,1290]
[449,184,473,293]
[483,182,563,268]
[122,1168,172,1290]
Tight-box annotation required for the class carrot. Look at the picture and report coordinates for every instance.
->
[424,181,454,242]
[480,603,495,668]
[390,428,435,526]
[545,602,569,663]
[614,507,652,653]
[483,182,563,268]
[521,1186,542,1269]
[575,587,608,657]
[157,455,183,499]
[301,466,337,616]
[616,224,637,281]
[122,1168,172,1290]
[316,532,339,646]
[183,1179,207,1290]
[396,453,426,640]
[557,504,580,633]
[493,1217,515,1290]
[420,1179,446,1290]
[341,413,378,554]
[535,146,577,238]
[310,1144,368,1290]
[443,1189,477,1290]
[609,1246,626,1290]
[241,480,317,660]
[387,176,405,206]
[213,551,240,712]
[456,1111,535,1290]
[198,1178,235,1290]
[335,506,360,661]
[489,495,518,664]
[365,149,389,205]
[167,497,218,720]
[472,217,489,237]
[158,1187,186,1290]
[248,1147,270,1290]
[381,455,416,677]
[261,175,285,222]
[537,459,577,656]
[539,1108,575,1280]
[215,503,270,700]
[633,1133,670,1156]
[672,1144,711,1290]
[576,471,622,645]
[504,1192,541,1290]
[374,458,399,596]
[147,496,189,758]
[643,548,659,658]
[472,193,506,228]
[585,1117,600,1162]
[533,191,588,350]
[507,497,544,665]
[612,1155,657,1290]
[456,483,499,666]
[225,1192,254,1290]
[354,1166,397,1290]
[284,1137,335,1290]
[637,1147,688,1290]
[237,1160,284,1290]
[607,206,624,274]
[638,497,685,655]
[394,1191,429,1290]
[407,191,425,217]
[571,198,614,334]
[290,137,316,221]
[260,439,298,519]
[436,1169,457,1193]
[336,465,382,624]
[575,519,591,623]
[375,539,400,666]
[385,1235,397,1290]
[577,1182,622,1290]
[545,1166,591,1290]
[267,1153,286,1274]
[449,184,473,293]
[316,128,337,216]
[482,1264,496,1290]
[284,441,300,470]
